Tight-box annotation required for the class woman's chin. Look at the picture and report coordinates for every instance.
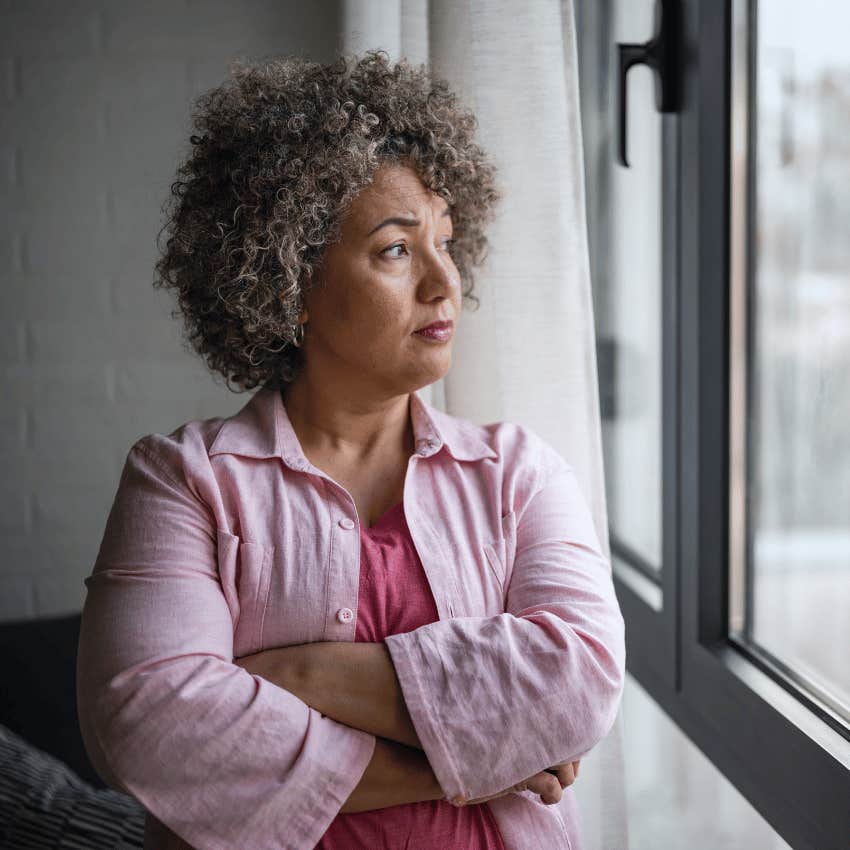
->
[402,356,451,389]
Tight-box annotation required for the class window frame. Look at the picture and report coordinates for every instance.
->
[601,2,850,848]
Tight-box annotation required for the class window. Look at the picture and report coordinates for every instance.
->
[729,0,850,728]
[576,2,850,847]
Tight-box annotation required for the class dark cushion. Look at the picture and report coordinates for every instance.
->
[0,722,144,848]
[0,612,104,789]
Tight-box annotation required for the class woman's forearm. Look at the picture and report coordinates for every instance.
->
[340,736,444,813]
[238,641,422,749]
[300,641,421,748]
[234,646,443,812]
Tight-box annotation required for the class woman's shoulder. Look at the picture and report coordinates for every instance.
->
[416,391,566,471]
[127,389,271,476]
[125,411,228,490]
[477,417,573,474]
[436,408,573,490]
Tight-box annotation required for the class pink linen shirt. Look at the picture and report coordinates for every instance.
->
[76,385,626,850]
[317,498,507,848]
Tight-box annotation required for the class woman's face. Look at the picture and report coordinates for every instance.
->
[298,161,461,396]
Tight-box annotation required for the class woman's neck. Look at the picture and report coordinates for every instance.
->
[281,380,414,465]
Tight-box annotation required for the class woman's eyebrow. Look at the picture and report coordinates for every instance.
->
[367,206,452,236]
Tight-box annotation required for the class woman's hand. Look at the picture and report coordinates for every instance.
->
[451,760,580,808]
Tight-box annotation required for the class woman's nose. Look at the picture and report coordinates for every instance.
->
[420,247,459,295]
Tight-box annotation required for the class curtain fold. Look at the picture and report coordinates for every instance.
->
[339,3,629,848]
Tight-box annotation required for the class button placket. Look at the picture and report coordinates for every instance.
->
[302,470,361,637]
[333,507,359,632]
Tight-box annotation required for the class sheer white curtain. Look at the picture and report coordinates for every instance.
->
[340,2,629,848]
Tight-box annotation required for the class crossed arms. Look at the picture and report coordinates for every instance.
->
[77,434,625,847]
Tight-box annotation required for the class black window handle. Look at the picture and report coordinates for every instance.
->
[616,0,682,167]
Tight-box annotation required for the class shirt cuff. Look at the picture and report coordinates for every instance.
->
[383,632,468,803]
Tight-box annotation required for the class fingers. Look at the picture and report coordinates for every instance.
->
[526,770,564,805]
[456,758,583,810]
[468,771,561,808]
[555,763,576,791]
[552,761,580,783]
[547,761,577,791]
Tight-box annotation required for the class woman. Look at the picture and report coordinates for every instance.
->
[76,50,626,850]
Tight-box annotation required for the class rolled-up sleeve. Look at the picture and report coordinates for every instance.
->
[383,442,626,803]
[76,437,376,850]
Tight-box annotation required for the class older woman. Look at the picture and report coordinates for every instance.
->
[76,50,625,850]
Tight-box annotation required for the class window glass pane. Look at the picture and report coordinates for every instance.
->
[749,0,850,714]
[578,0,664,573]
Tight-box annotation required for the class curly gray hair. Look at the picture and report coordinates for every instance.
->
[153,48,503,391]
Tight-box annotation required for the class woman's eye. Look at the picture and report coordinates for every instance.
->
[381,239,455,259]
[382,243,408,258]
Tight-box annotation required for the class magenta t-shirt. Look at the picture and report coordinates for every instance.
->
[316,500,507,850]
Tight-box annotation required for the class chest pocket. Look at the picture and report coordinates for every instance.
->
[216,529,274,657]
[482,510,517,596]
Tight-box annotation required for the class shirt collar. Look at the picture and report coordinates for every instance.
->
[208,386,497,468]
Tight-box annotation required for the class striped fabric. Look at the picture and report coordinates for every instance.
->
[0,723,144,849]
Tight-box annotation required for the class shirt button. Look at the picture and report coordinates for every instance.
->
[338,517,355,529]
[336,607,354,624]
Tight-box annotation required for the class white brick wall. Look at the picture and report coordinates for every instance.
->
[0,0,338,621]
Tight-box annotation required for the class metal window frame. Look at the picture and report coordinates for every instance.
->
[602,2,850,847]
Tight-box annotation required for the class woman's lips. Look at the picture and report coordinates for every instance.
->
[413,321,453,342]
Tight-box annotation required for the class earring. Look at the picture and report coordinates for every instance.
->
[292,321,305,348]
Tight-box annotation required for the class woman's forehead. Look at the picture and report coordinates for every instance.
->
[346,165,450,227]
[365,165,431,202]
